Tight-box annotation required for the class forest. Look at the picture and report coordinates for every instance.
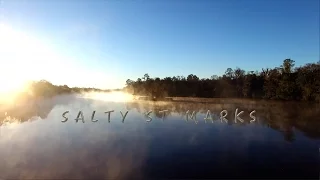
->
[124,59,320,102]
[10,80,117,102]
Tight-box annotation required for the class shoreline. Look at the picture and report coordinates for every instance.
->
[133,95,318,105]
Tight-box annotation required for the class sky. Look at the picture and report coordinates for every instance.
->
[0,0,319,89]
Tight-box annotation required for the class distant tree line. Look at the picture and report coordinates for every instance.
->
[124,59,320,102]
[20,80,115,99]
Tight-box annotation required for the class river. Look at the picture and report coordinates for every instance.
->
[0,93,319,179]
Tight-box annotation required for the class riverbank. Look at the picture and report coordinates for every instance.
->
[133,96,314,105]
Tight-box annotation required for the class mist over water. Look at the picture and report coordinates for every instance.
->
[0,93,319,179]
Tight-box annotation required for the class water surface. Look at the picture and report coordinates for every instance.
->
[0,94,319,179]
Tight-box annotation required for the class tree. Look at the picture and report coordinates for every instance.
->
[143,73,150,81]
[126,79,134,86]
[281,59,295,73]
[225,68,234,79]
[187,74,199,81]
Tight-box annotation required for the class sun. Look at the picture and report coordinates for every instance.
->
[0,24,56,102]
[0,23,123,103]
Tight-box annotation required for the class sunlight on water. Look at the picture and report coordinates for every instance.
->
[78,91,134,102]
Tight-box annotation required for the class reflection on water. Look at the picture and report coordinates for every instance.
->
[0,94,319,179]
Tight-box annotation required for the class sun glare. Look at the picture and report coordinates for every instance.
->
[0,23,122,104]
[0,23,62,102]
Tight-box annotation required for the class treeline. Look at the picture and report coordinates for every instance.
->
[20,80,113,99]
[124,59,320,102]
